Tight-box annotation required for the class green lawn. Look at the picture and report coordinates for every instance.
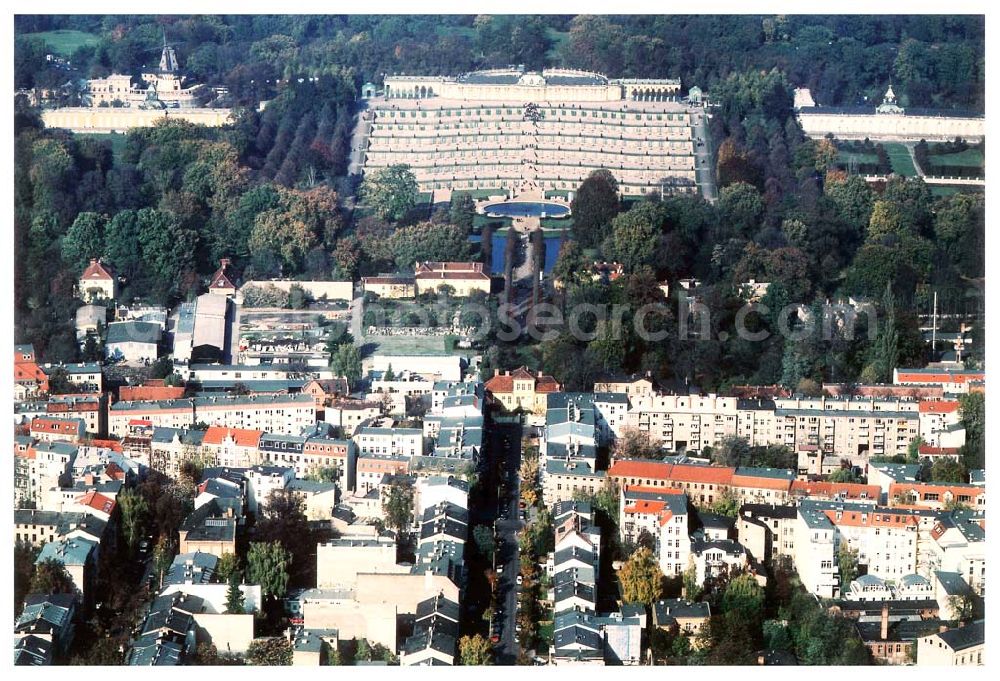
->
[451,188,506,202]
[928,148,985,169]
[883,143,917,177]
[23,30,100,57]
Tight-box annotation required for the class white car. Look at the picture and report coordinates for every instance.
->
[516,574,523,585]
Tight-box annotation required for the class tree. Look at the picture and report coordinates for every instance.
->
[718,182,764,238]
[215,552,241,584]
[61,212,107,272]
[359,164,418,221]
[837,544,860,592]
[225,573,247,614]
[710,488,740,517]
[246,637,292,665]
[618,546,663,606]
[958,392,984,470]
[450,194,476,231]
[383,477,414,538]
[246,541,291,600]
[30,558,76,596]
[458,634,494,665]
[117,487,150,554]
[828,467,860,484]
[711,435,751,467]
[330,343,362,389]
[385,220,472,268]
[721,573,765,620]
[930,458,967,484]
[571,169,621,248]
[601,202,662,272]
[152,535,176,589]
[611,426,661,460]
[14,541,39,617]
[472,525,496,563]
[249,208,317,274]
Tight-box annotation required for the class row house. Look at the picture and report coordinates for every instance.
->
[353,424,424,458]
[42,362,104,394]
[14,509,108,547]
[108,394,317,437]
[200,426,263,469]
[888,481,985,512]
[893,367,985,393]
[355,456,410,495]
[44,395,103,436]
[149,427,207,478]
[15,441,78,509]
[737,504,798,565]
[927,513,985,594]
[626,393,741,451]
[30,416,87,444]
[619,486,690,576]
[325,399,382,436]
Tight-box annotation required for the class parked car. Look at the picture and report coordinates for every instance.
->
[516,574,523,585]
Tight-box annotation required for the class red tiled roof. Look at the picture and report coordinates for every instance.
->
[202,426,264,448]
[80,259,114,281]
[609,459,674,480]
[918,444,961,456]
[358,458,409,473]
[889,482,984,504]
[484,366,562,395]
[825,508,918,528]
[76,490,116,515]
[731,474,790,491]
[105,462,125,480]
[918,400,960,414]
[89,439,123,452]
[30,416,84,435]
[209,259,236,291]
[119,385,186,401]
[623,499,666,515]
[790,480,880,500]
[669,464,734,485]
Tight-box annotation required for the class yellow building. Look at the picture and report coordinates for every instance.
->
[362,275,416,299]
[413,261,491,297]
[484,366,561,414]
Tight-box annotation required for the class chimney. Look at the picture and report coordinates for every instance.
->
[220,258,230,268]
[880,602,889,640]
[757,653,765,665]
[939,624,949,634]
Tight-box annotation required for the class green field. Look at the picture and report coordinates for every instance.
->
[928,148,985,169]
[451,188,506,202]
[23,30,100,57]
[883,143,917,177]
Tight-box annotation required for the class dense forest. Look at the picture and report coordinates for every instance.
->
[16,15,985,110]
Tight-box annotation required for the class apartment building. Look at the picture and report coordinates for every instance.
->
[108,394,317,436]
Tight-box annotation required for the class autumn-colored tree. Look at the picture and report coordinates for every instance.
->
[611,426,661,460]
[618,546,663,606]
[246,637,292,665]
[458,634,494,665]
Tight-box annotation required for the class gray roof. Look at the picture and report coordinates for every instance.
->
[14,635,52,665]
[106,321,162,346]
[128,635,184,665]
[163,552,219,586]
[37,537,97,566]
[934,620,984,651]
[934,571,973,597]
[653,599,710,624]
